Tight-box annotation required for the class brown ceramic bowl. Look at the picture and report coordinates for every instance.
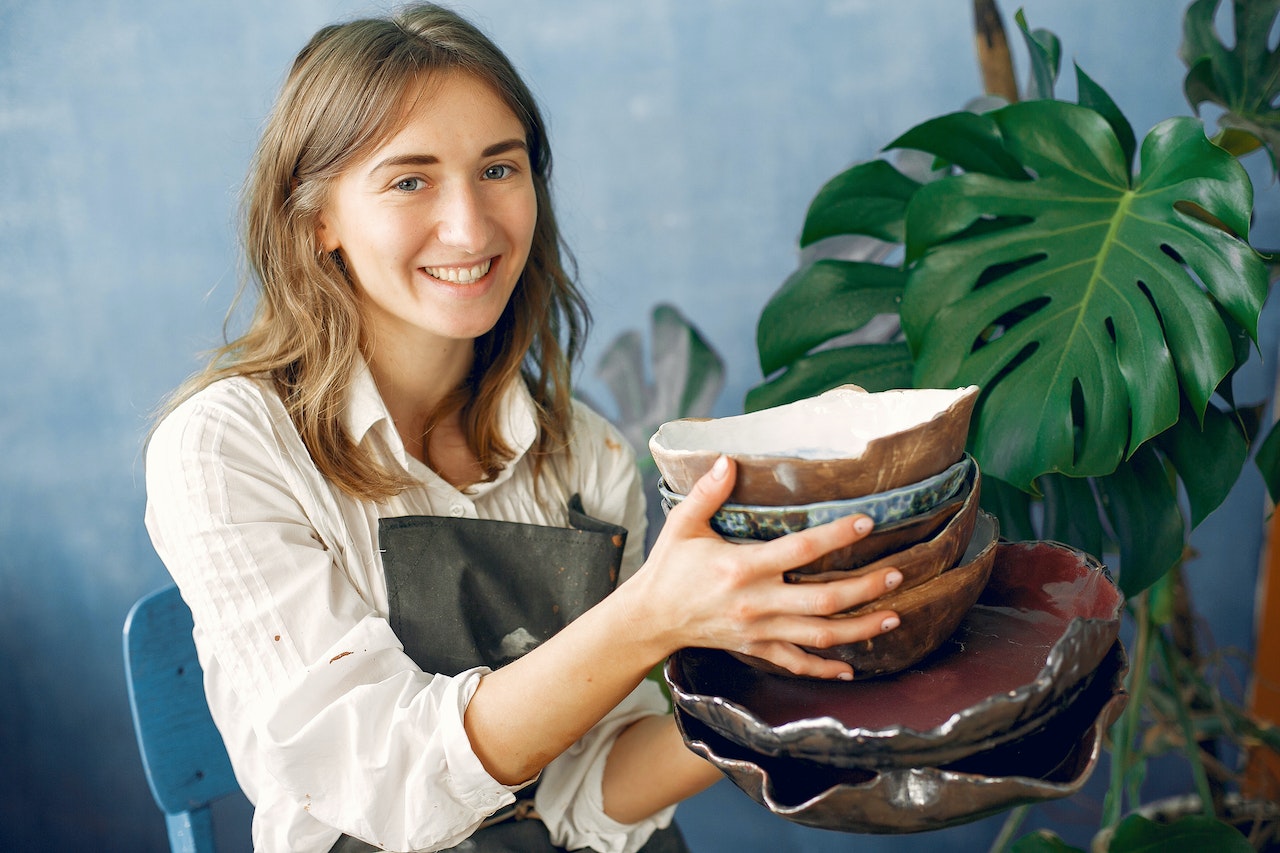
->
[732,511,999,679]
[783,462,981,583]
[648,384,979,505]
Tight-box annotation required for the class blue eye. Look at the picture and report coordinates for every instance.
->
[395,177,424,192]
[483,164,513,180]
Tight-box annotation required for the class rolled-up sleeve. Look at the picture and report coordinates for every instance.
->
[145,389,525,852]
[535,679,676,853]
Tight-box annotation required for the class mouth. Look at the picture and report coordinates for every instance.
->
[422,258,493,284]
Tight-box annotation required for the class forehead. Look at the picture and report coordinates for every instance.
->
[380,71,525,149]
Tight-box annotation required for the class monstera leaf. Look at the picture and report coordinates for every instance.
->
[748,28,1269,594]
[1181,0,1280,166]
[749,160,917,412]
[588,303,724,469]
[895,99,1268,491]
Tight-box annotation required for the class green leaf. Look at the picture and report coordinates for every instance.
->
[1015,10,1062,100]
[800,159,920,247]
[589,303,724,457]
[745,343,913,413]
[1154,399,1248,527]
[885,111,1029,180]
[978,475,1039,542]
[1095,446,1185,596]
[1255,418,1280,502]
[902,101,1266,489]
[1180,0,1280,170]
[756,260,905,376]
[1105,814,1252,853]
[1075,64,1136,177]
[651,304,724,419]
[1040,473,1107,558]
[1148,567,1177,626]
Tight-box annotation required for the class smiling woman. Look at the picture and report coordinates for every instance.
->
[142,4,905,853]
[315,71,539,470]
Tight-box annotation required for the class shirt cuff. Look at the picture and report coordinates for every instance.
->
[438,666,534,815]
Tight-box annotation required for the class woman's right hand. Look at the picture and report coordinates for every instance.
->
[624,455,902,680]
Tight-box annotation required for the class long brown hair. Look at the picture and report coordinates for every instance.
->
[163,3,589,500]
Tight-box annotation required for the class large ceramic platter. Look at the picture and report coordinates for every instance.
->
[665,540,1123,769]
[676,641,1128,834]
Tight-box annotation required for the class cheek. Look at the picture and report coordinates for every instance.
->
[515,193,539,254]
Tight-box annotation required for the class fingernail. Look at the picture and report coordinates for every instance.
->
[881,616,900,632]
[711,455,729,480]
[884,570,902,589]
[836,671,853,681]
[853,515,872,535]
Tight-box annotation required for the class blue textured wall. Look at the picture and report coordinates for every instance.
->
[2,1,1272,850]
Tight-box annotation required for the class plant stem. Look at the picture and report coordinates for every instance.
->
[988,804,1029,852]
[1155,628,1217,817]
[1104,592,1153,827]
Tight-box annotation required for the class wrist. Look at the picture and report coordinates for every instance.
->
[608,568,681,667]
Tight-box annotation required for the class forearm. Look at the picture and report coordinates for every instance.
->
[601,713,720,824]
[463,456,904,789]
[462,585,670,785]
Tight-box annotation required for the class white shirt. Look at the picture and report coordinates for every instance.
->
[144,365,673,853]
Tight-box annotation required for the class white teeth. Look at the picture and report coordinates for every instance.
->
[423,259,491,284]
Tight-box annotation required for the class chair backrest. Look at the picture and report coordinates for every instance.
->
[123,585,242,853]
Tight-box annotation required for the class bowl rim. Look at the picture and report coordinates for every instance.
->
[658,454,973,513]
[649,384,981,459]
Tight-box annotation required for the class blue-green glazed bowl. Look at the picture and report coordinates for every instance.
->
[659,455,972,540]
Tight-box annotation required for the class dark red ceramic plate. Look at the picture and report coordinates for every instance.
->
[676,641,1128,834]
[665,540,1123,769]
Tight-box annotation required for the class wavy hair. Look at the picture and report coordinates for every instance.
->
[162,3,589,500]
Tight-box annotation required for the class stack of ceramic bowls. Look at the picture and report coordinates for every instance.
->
[662,542,1126,833]
[648,385,1128,832]
[650,383,997,678]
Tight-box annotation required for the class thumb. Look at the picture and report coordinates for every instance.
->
[667,455,735,529]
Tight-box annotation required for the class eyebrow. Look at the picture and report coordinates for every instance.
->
[368,138,528,175]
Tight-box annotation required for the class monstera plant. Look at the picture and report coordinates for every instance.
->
[751,3,1278,849]
[584,302,725,557]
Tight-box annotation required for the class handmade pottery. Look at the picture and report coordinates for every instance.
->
[665,467,972,576]
[649,384,979,505]
[664,539,1125,768]
[783,463,981,583]
[730,512,998,678]
[673,641,1128,834]
[658,455,971,540]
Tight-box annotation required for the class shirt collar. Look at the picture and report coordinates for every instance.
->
[342,359,540,483]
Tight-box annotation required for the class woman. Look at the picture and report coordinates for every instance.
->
[144,5,904,852]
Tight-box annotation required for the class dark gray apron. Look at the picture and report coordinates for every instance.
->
[330,495,689,853]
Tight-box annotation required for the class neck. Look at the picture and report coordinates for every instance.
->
[364,330,476,464]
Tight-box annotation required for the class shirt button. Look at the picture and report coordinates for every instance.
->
[449,504,466,517]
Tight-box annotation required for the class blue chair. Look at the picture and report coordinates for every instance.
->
[123,585,243,853]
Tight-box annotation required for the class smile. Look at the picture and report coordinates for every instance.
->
[423,259,492,284]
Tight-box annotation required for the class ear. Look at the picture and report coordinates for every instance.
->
[316,212,341,254]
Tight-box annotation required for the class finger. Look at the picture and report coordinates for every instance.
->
[664,454,735,531]
[744,512,874,574]
[764,605,901,652]
[740,606,901,679]
[785,567,904,616]
[740,642,858,681]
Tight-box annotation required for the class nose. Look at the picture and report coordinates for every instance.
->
[435,181,493,253]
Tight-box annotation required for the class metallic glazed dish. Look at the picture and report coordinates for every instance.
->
[675,640,1128,834]
[665,540,1124,769]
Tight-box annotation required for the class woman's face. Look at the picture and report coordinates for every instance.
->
[318,71,537,359]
